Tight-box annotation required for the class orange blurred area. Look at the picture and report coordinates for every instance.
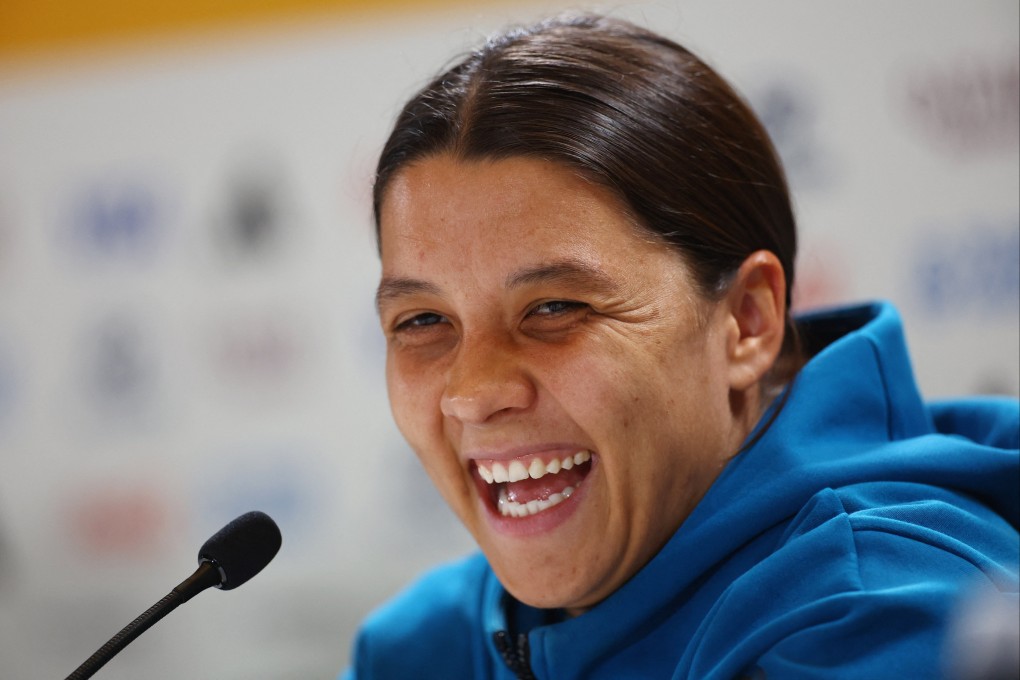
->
[0,0,465,59]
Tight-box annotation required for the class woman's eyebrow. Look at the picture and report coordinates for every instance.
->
[505,259,620,295]
[376,260,619,311]
[375,277,441,311]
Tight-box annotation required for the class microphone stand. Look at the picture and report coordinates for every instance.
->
[65,561,222,680]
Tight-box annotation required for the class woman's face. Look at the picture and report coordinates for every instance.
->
[377,155,748,614]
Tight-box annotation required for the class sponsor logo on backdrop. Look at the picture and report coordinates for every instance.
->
[78,315,160,426]
[902,52,1020,157]
[748,75,835,192]
[911,214,1020,317]
[64,173,169,263]
[64,485,173,558]
[212,153,295,265]
[210,311,307,389]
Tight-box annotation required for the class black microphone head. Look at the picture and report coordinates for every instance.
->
[197,511,282,591]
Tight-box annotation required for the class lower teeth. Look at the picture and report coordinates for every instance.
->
[497,486,575,518]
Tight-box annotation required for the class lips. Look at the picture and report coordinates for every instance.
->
[474,450,593,518]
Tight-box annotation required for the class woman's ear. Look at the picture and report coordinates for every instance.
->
[723,250,787,392]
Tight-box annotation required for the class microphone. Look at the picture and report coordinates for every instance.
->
[65,511,282,680]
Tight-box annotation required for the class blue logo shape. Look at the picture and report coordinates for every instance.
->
[68,178,164,261]
[913,216,1020,316]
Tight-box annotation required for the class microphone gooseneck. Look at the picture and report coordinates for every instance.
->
[65,511,281,680]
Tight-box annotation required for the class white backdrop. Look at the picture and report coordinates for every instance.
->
[0,1,1017,678]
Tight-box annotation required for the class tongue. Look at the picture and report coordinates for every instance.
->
[503,462,590,504]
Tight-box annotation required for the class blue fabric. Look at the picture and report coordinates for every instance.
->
[342,302,1020,679]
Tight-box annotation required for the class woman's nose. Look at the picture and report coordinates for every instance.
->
[440,335,535,425]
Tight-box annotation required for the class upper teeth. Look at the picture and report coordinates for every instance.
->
[477,450,591,484]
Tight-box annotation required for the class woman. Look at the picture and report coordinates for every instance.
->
[345,13,1019,679]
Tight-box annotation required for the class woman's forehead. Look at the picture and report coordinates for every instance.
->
[378,156,642,256]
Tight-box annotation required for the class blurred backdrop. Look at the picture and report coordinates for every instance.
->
[0,0,1017,678]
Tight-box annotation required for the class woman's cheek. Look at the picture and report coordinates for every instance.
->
[387,356,437,439]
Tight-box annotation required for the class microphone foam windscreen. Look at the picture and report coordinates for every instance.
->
[197,511,282,590]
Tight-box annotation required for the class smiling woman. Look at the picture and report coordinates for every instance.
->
[342,12,1019,680]
[378,154,769,616]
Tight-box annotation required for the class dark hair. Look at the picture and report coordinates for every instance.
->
[373,12,802,382]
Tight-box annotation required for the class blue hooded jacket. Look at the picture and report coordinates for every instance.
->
[343,302,1020,679]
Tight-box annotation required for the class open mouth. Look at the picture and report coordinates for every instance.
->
[474,450,593,518]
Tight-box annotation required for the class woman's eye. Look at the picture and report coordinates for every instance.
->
[395,312,446,332]
[530,300,587,316]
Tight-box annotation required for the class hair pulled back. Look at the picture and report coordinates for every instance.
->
[373,13,801,378]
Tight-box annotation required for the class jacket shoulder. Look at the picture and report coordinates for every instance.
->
[928,396,1020,450]
[346,553,492,679]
